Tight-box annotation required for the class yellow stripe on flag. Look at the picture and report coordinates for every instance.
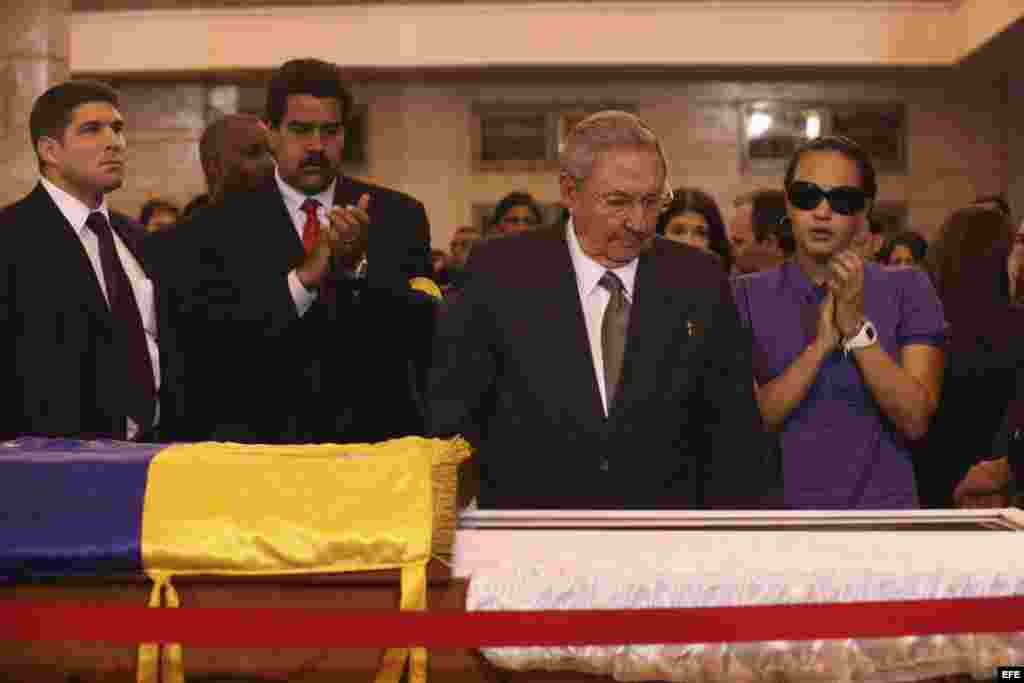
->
[138,438,441,682]
[140,440,433,575]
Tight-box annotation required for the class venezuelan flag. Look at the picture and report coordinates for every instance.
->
[1,435,470,683]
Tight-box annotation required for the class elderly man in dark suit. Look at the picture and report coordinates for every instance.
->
[430,111,772,510]
[0,81,180,442]
[185,58,434,444]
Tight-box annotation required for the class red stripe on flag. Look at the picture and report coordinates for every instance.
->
[1,597,1023,647]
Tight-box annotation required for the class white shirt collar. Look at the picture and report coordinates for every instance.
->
[565,217,637,301]
[274,166,337,216]
[39,177,111,237]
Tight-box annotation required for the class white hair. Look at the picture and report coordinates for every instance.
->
[559,110,668,184]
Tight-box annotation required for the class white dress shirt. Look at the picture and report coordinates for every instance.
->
[274,167,337,317]
[565,218,638,417]
[40,177,161,439]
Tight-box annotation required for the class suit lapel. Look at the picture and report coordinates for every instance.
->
[259,182,306,270]
[542,228,607,426]
[110,214,147,277]
[28,185,110,322]
[607,242,672,422]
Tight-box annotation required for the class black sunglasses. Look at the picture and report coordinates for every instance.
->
[787,181,867,216]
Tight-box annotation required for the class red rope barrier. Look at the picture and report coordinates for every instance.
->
[2,596,1023,647]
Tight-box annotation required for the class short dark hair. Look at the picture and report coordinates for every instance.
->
[657,187,733,273]
[29,80,120,162]
[784,135,878,201]
[139,199,180,227]
[879,230,928,264]
[974,194,1011,217]
[265,58,353,129]
[493,191,543,227]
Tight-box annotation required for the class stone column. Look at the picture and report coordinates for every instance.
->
[0,0,70,207]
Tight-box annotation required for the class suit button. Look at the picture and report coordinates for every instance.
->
[599,458,610,472]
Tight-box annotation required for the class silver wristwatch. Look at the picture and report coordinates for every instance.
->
[842,319,878,356]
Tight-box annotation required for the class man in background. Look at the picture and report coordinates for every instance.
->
[727,192,756,262]
[491,191,543,235]
[446,224,482,295]
[199,113,275,205]
[733,189,790,274]
[0,81,179,441]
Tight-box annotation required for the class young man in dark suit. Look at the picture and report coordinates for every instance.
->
[0,81,179,441]
[430,111,772,510]
[187,58,434,444]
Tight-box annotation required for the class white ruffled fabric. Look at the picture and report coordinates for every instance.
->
[463,531,1024,682]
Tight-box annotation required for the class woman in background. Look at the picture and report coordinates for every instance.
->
[913,207,1024,507]
[491,191,543,235]
[656,187,733,272]
[879,230,929,268]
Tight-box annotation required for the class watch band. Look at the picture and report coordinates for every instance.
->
[842,319,878,356]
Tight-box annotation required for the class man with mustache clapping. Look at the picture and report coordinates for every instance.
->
[185,58,433,445]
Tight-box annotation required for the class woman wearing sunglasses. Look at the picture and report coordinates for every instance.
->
[731,136,947,509]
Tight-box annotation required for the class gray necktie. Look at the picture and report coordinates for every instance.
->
[599,271,630,410]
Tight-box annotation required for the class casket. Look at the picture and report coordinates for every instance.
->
[455,508,1024,682]
[3,437,1023,683]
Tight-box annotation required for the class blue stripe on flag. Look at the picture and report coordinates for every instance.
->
[0,438,163,579]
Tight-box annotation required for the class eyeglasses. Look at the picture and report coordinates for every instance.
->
[787,181,867,216]
[598,189,674,217]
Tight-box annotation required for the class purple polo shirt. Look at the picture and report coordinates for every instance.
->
[732,261,948,509]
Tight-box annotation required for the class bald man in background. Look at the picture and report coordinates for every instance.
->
[139,114,275,439]
[199,113,275,206]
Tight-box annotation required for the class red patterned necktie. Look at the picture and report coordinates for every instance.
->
[301,198,321,255]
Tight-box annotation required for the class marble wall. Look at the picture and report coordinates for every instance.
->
[0,0,71,207]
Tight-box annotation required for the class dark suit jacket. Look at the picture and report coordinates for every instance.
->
[181,175,434,444]
[429,225,772,509]
[0,184,182,441]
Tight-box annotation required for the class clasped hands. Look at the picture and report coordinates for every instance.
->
[814,249,865,353]
[297,193,371,290]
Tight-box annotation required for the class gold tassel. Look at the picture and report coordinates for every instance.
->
[375,561,428,683]
[136,572,186,683]
[160,575,185,683]
[136,573,164,683]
